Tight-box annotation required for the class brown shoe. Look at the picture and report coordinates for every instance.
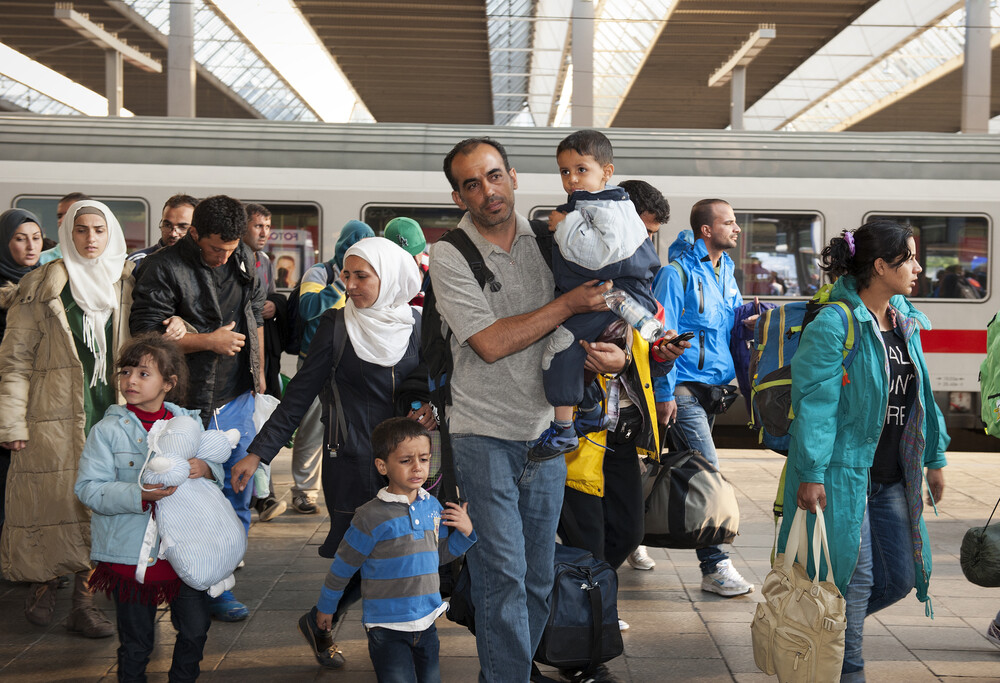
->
[24,580,58,627]
[66,571,114,638]
[66,606,114,638]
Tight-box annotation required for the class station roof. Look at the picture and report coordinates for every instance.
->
[0,0,998,133]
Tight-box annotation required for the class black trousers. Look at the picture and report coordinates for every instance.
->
[114,583,210,683]
[557,406,645,569]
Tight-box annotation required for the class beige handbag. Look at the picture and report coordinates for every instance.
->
[751,506,847,682]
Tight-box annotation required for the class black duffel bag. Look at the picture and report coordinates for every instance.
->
[447,544,623,675]
[642,448,740,549]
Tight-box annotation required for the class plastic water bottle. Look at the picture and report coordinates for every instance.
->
[603,287,663,343]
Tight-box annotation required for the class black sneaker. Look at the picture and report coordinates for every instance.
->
[298,606,345,669]
[561,664,622,683]
[527,422,578,461]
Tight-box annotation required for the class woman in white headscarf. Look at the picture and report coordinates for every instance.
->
[0,200,184,637]
[238,237,430,665]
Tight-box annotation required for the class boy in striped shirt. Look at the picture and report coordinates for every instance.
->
[300,417,476,680]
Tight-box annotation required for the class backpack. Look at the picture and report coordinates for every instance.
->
[422,223,552,500]
[731,300,778,415]
[446,544,623,676]
[748,285,859,454]
[284,261,336,356]
[641,448,740,549]
[979,312,1000,438]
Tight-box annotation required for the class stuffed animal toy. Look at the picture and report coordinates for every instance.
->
[140,415,247,597]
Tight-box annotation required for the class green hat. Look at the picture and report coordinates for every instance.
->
[384,217,426,256]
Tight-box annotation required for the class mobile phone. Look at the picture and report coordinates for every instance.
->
[662,331,695,346]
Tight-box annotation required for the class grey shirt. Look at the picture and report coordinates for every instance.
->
[428,212,555,441]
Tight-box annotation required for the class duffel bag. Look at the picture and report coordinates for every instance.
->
[642,448,739,549]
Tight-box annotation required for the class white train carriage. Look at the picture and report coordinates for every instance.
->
[1,115,996,437]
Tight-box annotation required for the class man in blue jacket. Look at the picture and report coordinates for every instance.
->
[651,198,754,597]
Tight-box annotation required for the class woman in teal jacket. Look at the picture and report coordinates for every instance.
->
[776,219,948,682]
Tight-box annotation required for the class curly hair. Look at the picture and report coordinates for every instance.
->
[191,195,246,242]
[821,219,914,291]
[619,179,670,225]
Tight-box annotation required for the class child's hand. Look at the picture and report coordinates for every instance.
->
[316,609,333,632]
[442,501,473,537]
[141,483,176,501]
[188,458,211,480]
[548,210,566,232]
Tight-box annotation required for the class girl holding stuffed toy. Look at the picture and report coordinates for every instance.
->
[76,333,223,682]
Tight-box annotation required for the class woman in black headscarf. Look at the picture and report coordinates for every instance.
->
[0,209,43,535]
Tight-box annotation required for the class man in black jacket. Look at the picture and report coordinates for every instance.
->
[130,194,265,622]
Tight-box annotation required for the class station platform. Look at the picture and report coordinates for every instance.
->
[3,448,1000,682]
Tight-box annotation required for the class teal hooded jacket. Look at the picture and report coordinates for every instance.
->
[776,275,949,609]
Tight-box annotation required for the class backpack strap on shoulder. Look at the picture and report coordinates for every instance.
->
[669,260,688,291]
[323,261,336,284]
[440,229,500,292]
[329,308,349,440]
[823,301,859,384]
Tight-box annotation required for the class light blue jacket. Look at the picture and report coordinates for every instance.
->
[652,237,743,401]
[74,403,224,565]
[776,276,949,605]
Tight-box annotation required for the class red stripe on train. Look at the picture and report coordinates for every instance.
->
[921,330,986,354]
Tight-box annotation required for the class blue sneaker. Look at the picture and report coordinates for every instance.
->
[574,404,610,435]
[528,422,578,461]
[208,590,249,621]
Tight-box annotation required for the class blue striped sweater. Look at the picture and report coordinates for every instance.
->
[317,488,476,625]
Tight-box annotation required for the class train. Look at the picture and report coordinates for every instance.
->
[1,115,997,441]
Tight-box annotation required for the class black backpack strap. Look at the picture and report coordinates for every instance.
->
[528,218,554,271]
[585,580,604,676]
[323,261,336,284]
[440,228,499,292]
[329,308,349,442]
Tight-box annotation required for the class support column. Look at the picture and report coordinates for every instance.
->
[962,0,991,133]
[105,50,123,117]
[571,0,594,127]
[730,65,746,130]
[168,0,196,118]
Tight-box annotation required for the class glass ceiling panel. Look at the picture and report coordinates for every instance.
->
[0,75,79,116]
[743,0,998,132]
[487,0,536,126]
[787,3,999,131]
[559,0,673,127]
[122,0,317,121]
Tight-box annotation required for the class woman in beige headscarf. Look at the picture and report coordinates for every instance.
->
[0,200,184,636]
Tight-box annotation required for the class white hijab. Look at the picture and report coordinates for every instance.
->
[58,200,128,387]
[342,237,421,367]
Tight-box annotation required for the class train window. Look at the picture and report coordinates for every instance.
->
[732,212,824,297]
[864,213,990,300]
[362,205,465,245]
[243,202,320,290]
[13,196,148,252]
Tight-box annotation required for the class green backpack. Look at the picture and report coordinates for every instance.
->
[979,312,1000,437]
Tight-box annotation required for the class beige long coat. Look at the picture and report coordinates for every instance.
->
[0,260,133,582]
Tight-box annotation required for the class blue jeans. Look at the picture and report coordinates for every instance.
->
[213,390,257,533]
[366,624,440,683]
[842,479,915,680]
[670,393,728,574]
[451,434,566,683]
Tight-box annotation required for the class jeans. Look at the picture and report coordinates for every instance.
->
[114,583,211,682]
[670,393,728,574]
[366,624,440,683]
[451,433,566,683]
[212,390,257,533]
[841,479,914,680]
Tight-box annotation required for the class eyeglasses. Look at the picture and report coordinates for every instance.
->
[160,220,191,233]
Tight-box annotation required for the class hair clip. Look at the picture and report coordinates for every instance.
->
[842,230,855,257]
